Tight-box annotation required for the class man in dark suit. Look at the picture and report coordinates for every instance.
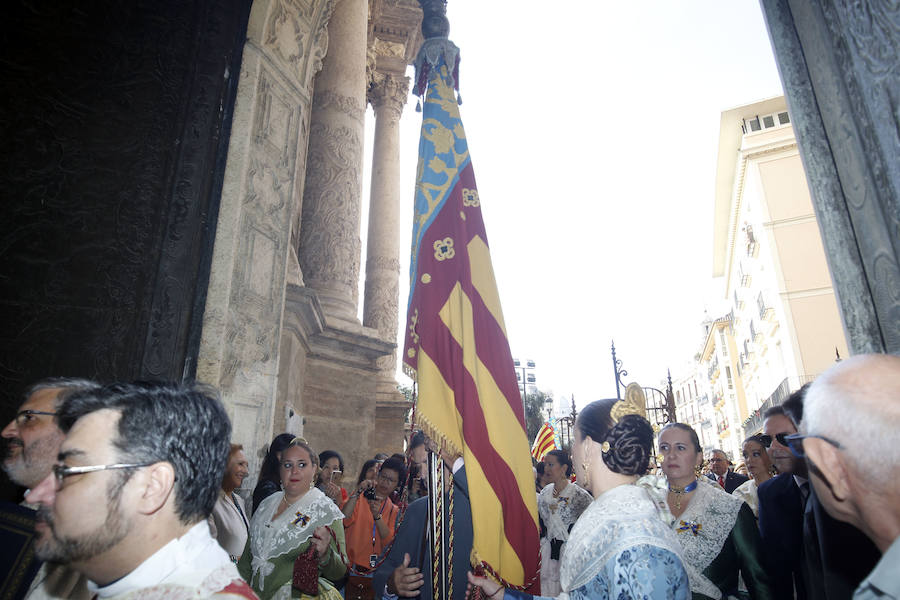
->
[373,459,473,600]
[759,390,879,600]
[705,449,748,493]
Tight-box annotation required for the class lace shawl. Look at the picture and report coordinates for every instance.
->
[537,482,593,542]
[670,477,743,598]
[247,488,344,592]
[559,483,685,593]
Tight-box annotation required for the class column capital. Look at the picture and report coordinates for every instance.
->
[368,72,410,121]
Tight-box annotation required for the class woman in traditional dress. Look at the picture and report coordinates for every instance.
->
[537,449,592,596]
[469,397,691,600]
[238,438,347,600]
[658,423,773,599]
[731,434,775,518]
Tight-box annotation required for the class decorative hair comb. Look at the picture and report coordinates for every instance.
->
[609,383,648,423]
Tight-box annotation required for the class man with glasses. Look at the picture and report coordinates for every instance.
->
[705,449,748,493]
[3,378,98,494]
[24,381,258,599]
[757,396,809,600]
[2,378,98,600]
[797,354,900,600]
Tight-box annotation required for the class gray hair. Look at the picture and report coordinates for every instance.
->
[24,378,101,408]
[804,354,900,484]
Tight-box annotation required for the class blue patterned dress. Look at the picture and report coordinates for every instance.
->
[509,484,690,600]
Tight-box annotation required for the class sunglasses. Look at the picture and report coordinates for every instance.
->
[756,433,792,448]
[783,433,843,458]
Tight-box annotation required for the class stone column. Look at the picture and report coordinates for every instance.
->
[364,73,409,390]
[298,0,368,324]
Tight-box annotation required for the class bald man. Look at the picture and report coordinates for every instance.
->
[799,354,900,600]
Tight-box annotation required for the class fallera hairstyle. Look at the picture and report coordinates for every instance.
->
[23,377,101,409]
[318,450,344,473]
[379,456,407,486]
[283,438,318,469]
[659,422,703,455]
[57,381,231,525]
[357,458,380,484]
[576,398,655,477]
[781,383,809,428]
[545,449,574,477]
[229,443,244,460]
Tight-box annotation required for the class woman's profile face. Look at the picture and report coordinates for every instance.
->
[742,440,771,479]
[659,428,701,480]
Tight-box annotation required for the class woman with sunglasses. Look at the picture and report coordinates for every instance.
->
[658,423,773,599]
[732,434,776,518]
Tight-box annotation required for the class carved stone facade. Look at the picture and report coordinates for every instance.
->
[198,0,337,483]
[198,0,423,485]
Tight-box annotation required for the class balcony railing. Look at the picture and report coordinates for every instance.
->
[757,292,775,321]
[742,377,791,434]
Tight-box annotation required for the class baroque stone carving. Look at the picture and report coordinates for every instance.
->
[264,0,308,79]
[308,0,337,89]
[313,89,365,123]
[366,256,402,273]
[368,73,410,120]
[299,121,363,296]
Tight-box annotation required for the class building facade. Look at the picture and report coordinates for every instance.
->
[672,96,848,462]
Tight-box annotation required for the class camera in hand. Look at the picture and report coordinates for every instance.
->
[363,487,377,500]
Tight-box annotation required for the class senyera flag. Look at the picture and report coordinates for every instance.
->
[403,38,540,592]
[531,423,557,462]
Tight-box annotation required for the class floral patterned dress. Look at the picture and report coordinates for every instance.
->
[509,483,690,600]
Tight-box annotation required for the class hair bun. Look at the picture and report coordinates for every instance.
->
[601,414,654,476]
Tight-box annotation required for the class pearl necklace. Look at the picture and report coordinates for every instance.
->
[668,479,698,511]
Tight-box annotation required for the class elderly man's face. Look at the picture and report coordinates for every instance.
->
[708,451,729,476]
[2,388,65,489]
[29,409,133,565]
[764,414,798,475]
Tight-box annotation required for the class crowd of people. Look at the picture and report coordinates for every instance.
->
[1,353,898,599]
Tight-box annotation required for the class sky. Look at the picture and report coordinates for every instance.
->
[360,1,785,411]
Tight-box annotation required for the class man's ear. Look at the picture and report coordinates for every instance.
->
[805,437,853,518]
[134,462,176,516]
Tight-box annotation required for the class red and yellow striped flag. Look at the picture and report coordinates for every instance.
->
[531,423,557,462]
[403,39,540,591]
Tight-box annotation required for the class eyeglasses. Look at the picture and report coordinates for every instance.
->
[14,410,57,427]
[53,462,152,490]
[708,458,727,463]
[784,433,843,458]
[377,473,398,485]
